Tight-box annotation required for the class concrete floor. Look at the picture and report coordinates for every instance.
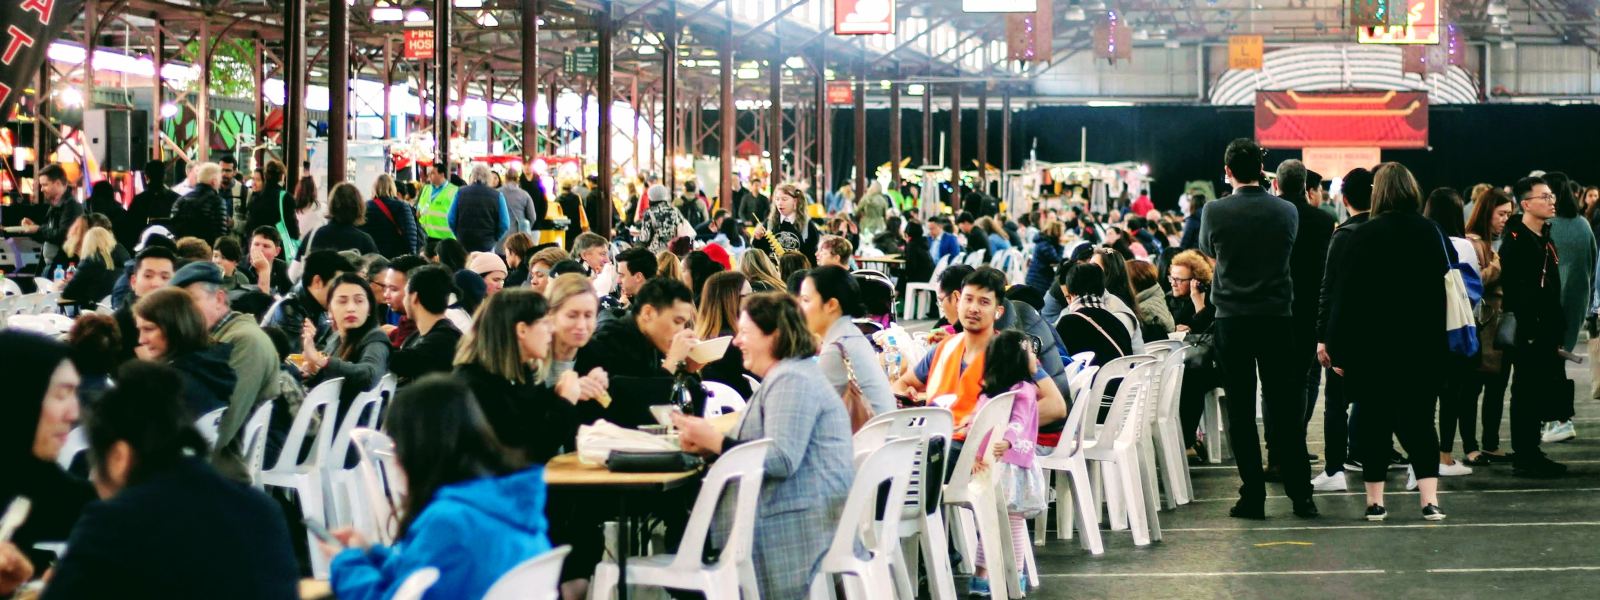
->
[1022,357,1600,599]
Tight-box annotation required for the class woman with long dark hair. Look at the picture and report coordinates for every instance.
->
[133,288,237,416]
[300,272,391,410]
[1090,247,1145,350]
[899,220,936,299]
[40,362,297,598]
[1326,162,1448,521]
[326,375,551,600]
[798,266,896,415]
[1424,187,1479,477]
[1463,188,1514,465]
[293,175,325,241]
[695,271,755,400]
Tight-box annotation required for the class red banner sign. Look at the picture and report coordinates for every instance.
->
[1255,90,1428,149]
[404,30,435,60]
[826,81,854,105]
[1358,0,1439,44]
[1,0,87,118]
[834,0,895,35]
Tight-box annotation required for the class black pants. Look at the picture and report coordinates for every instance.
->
[1472,360,1512,453]
[1437,355,1480,454]
[1510,345,1561,464]
[1263,320,1317,460]
[1322,368,1354,475]
[1347,369,1441,483]
[1179,366,1217,448]
[1215,316,1312,501]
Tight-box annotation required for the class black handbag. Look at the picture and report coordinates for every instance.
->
[605,450,703,473]
[1494,312,1518,349]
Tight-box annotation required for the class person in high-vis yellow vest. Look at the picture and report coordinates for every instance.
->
[418,162,459,241]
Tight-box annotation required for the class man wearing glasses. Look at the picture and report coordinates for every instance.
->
[1498,176,1570,478]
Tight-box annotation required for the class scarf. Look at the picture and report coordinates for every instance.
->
[925,332,986,440]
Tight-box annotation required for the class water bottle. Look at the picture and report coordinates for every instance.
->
[53,265,66,283]
[66,264,78,281]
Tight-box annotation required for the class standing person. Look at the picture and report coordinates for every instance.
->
[557,182,584,249]
[216,156,244,229]
[417,162,460,247]
[676,180,708,227]
[1542,172,1591,443]
[38,362,298,599]
[242,159,294,243]
[16,164,84,268]
[363,174,423,258]
[388,265,464,385]
[129,159,180,235]
[1325,162,1447,521]
[857,181,889,237]
[1025,220,1064,294]
[1464,189,1515,466]
[752,183,822,264]
[449,165,512,254]
[669,292,854,600]
[1275,160,1335,441]
[298,273,391,411]
[86,181,132,251]
[1424,188,1480,477]
[173,262,281,476]
[739,177,771,227]
[0,331,96,574]
[1198,138,1316,519]
[799,266,897,416]
[299,182,380,258]
[1312,168,1374,489]
[500,167,539,235]
[292,175,327,242]
[324,376,551,600]
[899,221,936,300]
[1499,176,1570,478]
[637,184,688,254]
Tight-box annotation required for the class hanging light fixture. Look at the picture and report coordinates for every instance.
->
[405,1,431,23]
[476,11,499,27]
[371,0,404,22]
[455,0,483,8]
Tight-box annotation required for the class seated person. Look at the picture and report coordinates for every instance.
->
[0,331,96,575]
[574,277,704,427]
[1054,263,1134,367]
[209,236,256,294]
[113,246,178,364]
[240,226,294,296]
[298,273,391,411]
[326,375,550,600]
[388,265,464,385]
[263,250,353,355]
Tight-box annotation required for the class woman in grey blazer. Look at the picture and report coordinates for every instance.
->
[798,265,898,416]
[674,292,855,599]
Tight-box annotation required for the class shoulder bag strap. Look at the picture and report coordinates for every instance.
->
[371,197,405,238]
[1071,310,1127,355]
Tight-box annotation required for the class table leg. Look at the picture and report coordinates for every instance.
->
[617,494,629,600]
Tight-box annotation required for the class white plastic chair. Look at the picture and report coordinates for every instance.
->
[392,567,442,600]
[961,249,987,267]
[484,545,572,600]
[809,437,920,600]
[260,378,343,578]
[941,393,1022,600]
[590,440,774,600]
[1035,357,1150,552]
[1203,388,1230,464]
[326,390,386,529]
[0,277,21,296]
[195,407,227,449]
[855,408,959,600]
[56,427,87,470]
[702,380,748,416]
[903,254,954,320]
[241,400,276,487]
[742,374,762,394]
[365,374,399,429]
[1085,357,1162,546]
[1150,347,1193,507]
[348,429,403,545]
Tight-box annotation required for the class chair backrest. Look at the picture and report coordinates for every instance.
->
[391,567,442,600]
[1155,347,1188,420]
[669,440,774,571]
[860,407,955,516]
[945,391,1017,493]
[929,393,957,409]
[701,380,747,416]
[268,378,344,472]
[821,437,919,566]
[327,389,385,472]
[195,407,227,449]
[1063,351,1095,382]
[349,428,403,544]
[928,253,955,282]
[1067,365,1099,408]
[481,545,573,600]
[1089,357,1160,448]
[56,427,87,470]
[1063,356,1145,456]
[962,249,987,267]
[366,374,399,430]
[0,277,20,297]
[741,374,761,394]
[241,401,276,487]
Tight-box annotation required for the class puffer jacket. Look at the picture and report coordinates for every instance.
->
[170,183,228,242]
[1135,284,1176,342]
[169,343,238,418]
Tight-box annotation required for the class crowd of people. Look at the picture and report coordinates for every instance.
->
[2,139,1594,598]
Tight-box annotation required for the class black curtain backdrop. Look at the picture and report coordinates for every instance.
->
[701,104,1600,210]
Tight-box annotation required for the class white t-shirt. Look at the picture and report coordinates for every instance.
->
[1449,236,1479,276]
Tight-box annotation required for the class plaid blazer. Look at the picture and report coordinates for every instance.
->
[713,357,855,598]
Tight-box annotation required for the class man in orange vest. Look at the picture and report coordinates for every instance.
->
[893,267,1067,443]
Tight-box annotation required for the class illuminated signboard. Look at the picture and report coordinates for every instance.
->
[1256,91,1429,150]
[1358,0,1439,45]
[834,0,895,35]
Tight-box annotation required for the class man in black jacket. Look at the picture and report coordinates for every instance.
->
[170,162,228,243]
[389,265,462,385]
[15,164,82,268]
[1312,168,1373,489]
[1199,138,1316,519]
[575,277,704,427]
[1273,159,1335,467]
[128,160,179,234]
[1499,176,1569,478]
[263,250,353,354]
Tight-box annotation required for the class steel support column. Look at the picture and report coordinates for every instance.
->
[283,0,307,183]
[921,86,931,166]
[975,86,987,191]
[485,77,496,155]
[521,0,540,159]
[157,26,169,161]
[718,0,734,215]
[382,38,393,140]
[949,86,961,188]
[85,0,96,112]
[595,0,615,237]
[328,0,349,182]
[197,17,211,162]
[767,46,781,197]
[852,55,865,202]
[662,0,678,191]
[433,0,452,168]
[1001,90,1011,207]
[889,78,900,192]
[547,81,558,154]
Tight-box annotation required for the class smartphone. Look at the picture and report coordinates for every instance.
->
[303,518,343,547]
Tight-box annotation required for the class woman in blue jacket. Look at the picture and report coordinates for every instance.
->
[1025,220,1064,293]
[324,375,552,600]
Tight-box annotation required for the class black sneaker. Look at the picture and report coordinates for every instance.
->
[1292,498,1320,519]
[1230,500,1266,520]
[1365,504,1388,521]
[1514,458,1569,478]
[1422,504,1447,521]
[1389,452,1410,471]
[1343,460,1364,472]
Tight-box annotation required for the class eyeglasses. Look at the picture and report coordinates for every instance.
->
[1524,193,1557,203]
[1169,275,1193,283]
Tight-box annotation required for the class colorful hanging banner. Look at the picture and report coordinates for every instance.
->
[1092,12,1132,62]
[1358,0,1440,44]
[1229,35,1264,70]
[1005,0,1053,63]
[834,0,896,35]
[1,0,88,118]
[1255,90,1429,149]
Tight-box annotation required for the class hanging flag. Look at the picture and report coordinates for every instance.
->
[1005,0,1053,63]
[1092,11,1132,62]
[1229,35,1264,70]
[1,0,88,118]
[1401,45,1427,75]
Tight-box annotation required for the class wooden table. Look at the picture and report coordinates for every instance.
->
[545,452,702,600]
[854,254,904,275]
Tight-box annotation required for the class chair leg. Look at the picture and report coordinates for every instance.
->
[1118,452,1152,546]
[951,508,978,574]
[1204,390,1224,464]
[889,542,914,600]
[588,562,619,600]
[971,493,1015,600]
[1069,462,1104,555]
[921,509,958,600]
[1099,463,1128,531]
[1054,470,1073,542]
[1138,443,1164,542]
[739,560,760,600]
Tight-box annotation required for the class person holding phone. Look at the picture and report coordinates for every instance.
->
[324,375,551,600]
[40,362,297,599]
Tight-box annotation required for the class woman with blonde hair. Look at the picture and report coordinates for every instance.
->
[363,172,422,257]
[655,250,683,282]
[752,182,821,263]
[59,226,126,306]
[696,272,754,398]
[544,273,602,383]
[526,246,569,294]
[741,248,786,292]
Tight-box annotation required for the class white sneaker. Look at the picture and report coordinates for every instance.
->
[1311,470,1348,491]
[1542,421,1576,443]
[1405,467,1418,491]
[1438,461,1473,477]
